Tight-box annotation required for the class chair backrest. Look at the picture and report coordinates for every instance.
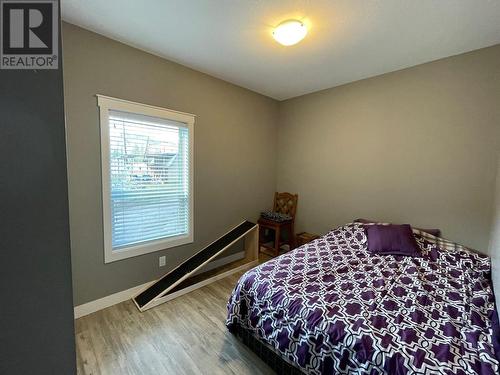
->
[273,192,298,220]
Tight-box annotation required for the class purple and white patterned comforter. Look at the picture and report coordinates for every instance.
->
[227,223,499,374]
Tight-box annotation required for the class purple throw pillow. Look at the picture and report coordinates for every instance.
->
[354,218,441,238]
[366,224,420,256]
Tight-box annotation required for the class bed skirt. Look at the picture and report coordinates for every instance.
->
[230,324,304,375]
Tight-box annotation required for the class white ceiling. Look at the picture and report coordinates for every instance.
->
[62,0,500,100]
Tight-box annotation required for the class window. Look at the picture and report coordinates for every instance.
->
[97,95,194,263]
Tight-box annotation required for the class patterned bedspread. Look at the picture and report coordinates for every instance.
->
[226,223,499,374]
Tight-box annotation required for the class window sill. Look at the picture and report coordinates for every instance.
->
[104,233,193,263]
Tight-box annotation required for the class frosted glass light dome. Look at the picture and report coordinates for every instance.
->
[273,20,307,46]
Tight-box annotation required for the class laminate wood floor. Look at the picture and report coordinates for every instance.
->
[75,256,275,375]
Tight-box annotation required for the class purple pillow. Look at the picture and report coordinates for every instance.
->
[366,224,420,256]
[354,218,441,237]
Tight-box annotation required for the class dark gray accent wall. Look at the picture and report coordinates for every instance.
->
[0,5,76,374]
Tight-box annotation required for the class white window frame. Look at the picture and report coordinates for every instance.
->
[97,95,195,263]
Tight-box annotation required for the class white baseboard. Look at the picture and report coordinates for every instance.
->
[73,281,153,319]
[73,251,245,319]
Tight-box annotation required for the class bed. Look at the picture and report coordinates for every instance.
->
[226,222,500,374]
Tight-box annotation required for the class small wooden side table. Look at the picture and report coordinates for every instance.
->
[296,232,320,247]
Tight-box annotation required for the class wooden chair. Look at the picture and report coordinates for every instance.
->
[258,192,298,256]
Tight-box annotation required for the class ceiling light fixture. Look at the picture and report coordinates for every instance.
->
[272,19,307,46]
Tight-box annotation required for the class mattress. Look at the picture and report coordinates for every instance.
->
[226,223,499,374]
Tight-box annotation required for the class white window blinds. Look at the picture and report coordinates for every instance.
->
[108,109,190,249]
[98,95,194,262]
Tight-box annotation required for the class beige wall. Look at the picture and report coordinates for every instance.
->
[277,45,500,251]
[64,20,499,305]
[62,23,278,305]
